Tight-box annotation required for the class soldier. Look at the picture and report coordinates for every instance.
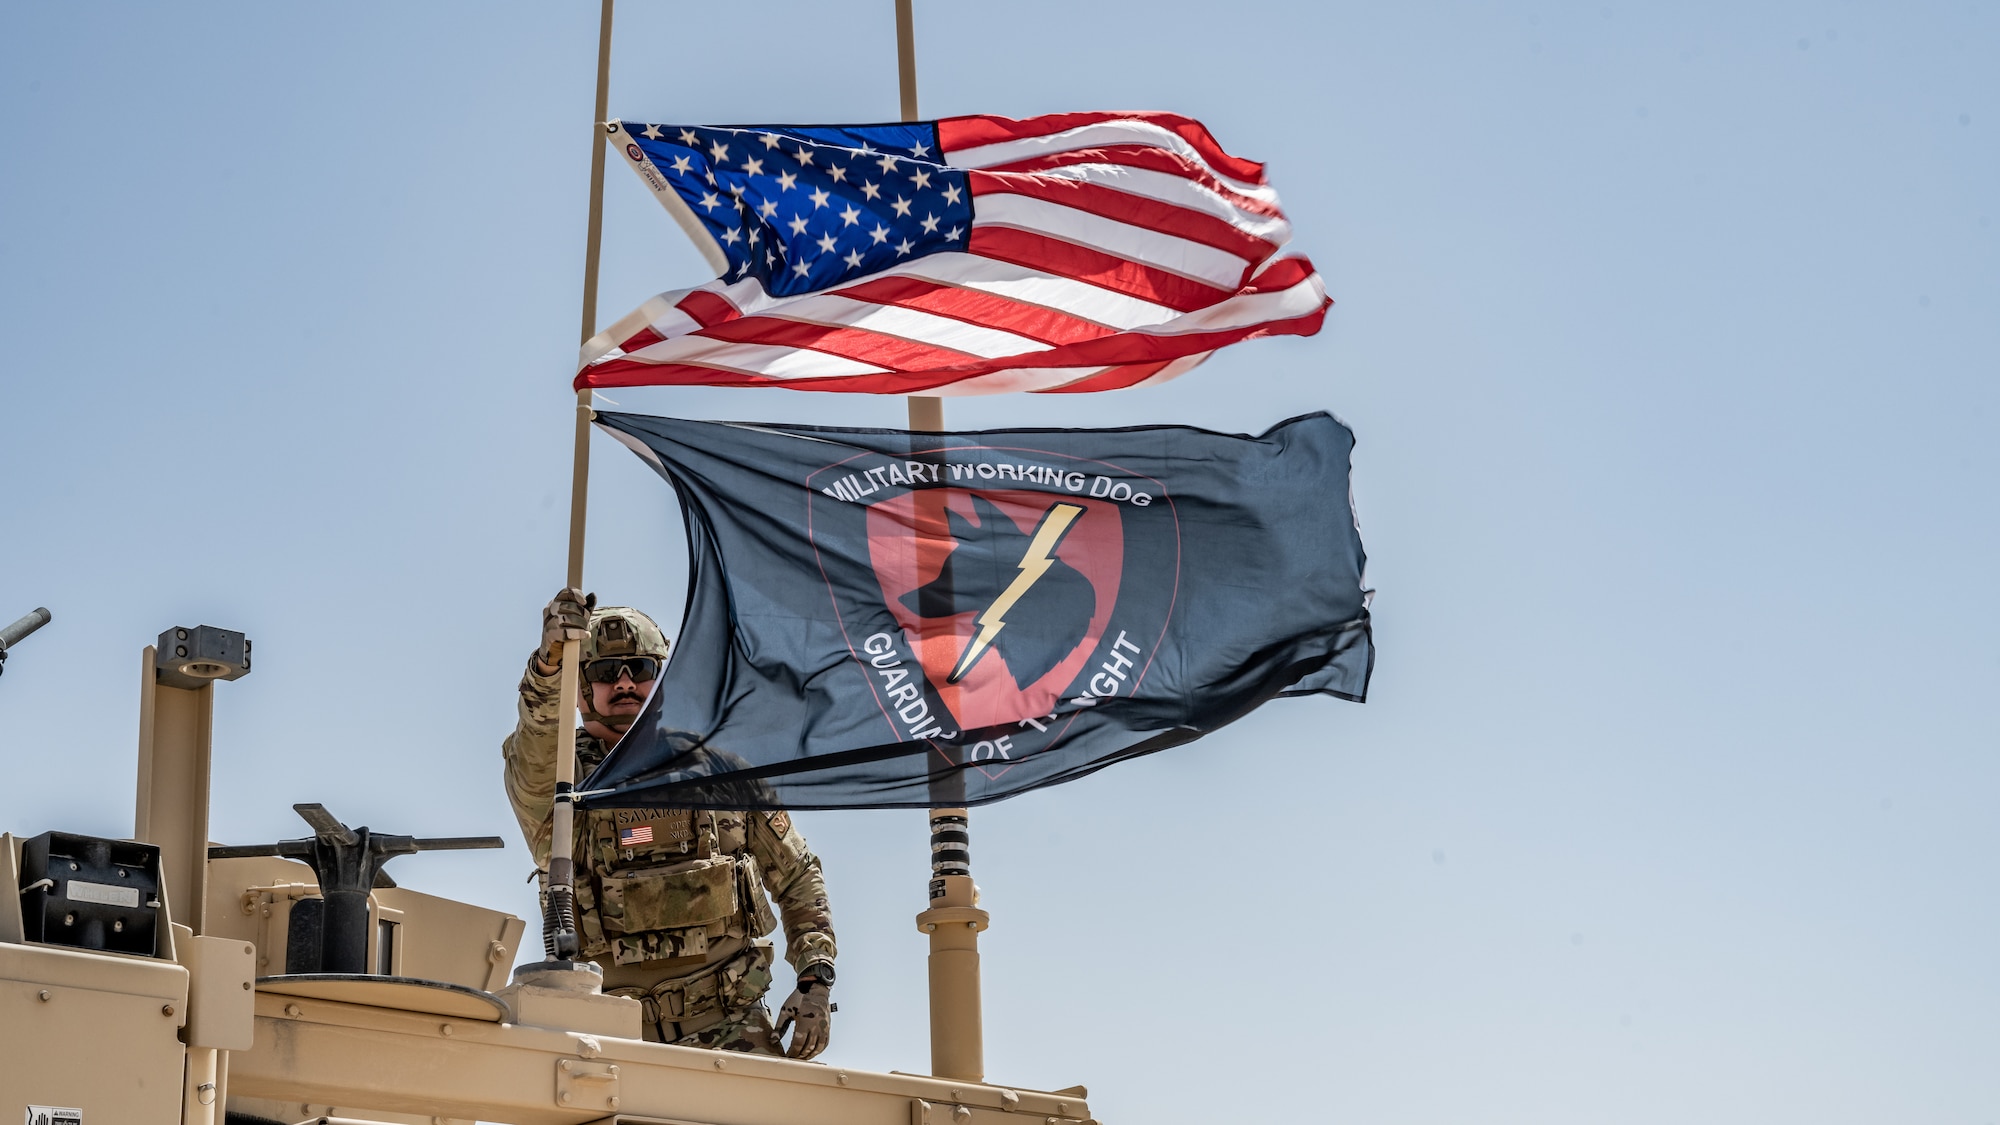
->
[503,588,837,1057]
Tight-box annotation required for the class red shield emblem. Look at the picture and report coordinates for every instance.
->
[803,442,1179,777]
[866,488,1126,732]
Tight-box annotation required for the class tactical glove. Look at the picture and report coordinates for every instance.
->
[537,588,596,672]
[775,983,833,1060]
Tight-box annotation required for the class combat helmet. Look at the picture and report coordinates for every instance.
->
[578,605,669,728]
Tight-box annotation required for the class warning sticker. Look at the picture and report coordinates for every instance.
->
[65,880,140,908]
[26,1108,83,1125]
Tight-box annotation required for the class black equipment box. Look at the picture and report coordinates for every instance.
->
[19,831,165,957]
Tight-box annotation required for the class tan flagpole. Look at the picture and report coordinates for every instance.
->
[898,0,990,1083]
[898,3,941,431]
[545,0,616,964]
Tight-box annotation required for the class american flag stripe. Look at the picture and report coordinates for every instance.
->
[968,192,1258,289]
[581,112,1328,395]
[677,291,741,329]
[837,278,1116,346]
[640,260,1176,342]
[1044,355,1202,395]
[587,287,1323,394]
[877,258,1182,329]
[619,254,1318,367]
[964,229,1231,312]
[626,307,1000,368]
[585,261,1325,394]
[937,111,1270,186]
[702,318,986,370]
[709,293,1056,358]
[614,295,1267,382]
[804,299,1053,357]
[969,171,1288,259]
[983,147,1286,218]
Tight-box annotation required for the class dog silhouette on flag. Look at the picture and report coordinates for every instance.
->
[901,494,1097,690]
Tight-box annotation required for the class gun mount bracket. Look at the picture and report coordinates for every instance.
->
[210,804,503,975]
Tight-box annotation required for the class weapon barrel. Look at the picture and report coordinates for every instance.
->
[410,836,507,852]
[0,607,51,649]
[206,843,295,859]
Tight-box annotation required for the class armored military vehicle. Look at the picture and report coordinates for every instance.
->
[1,621,1094,1125]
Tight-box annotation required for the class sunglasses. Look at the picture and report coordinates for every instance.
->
[584,656,661,684]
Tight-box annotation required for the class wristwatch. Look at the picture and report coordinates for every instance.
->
[798,962,835,988]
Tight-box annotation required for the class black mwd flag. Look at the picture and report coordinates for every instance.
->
[582,411,1372,810]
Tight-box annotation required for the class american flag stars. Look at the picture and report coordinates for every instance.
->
[621,122,973,294]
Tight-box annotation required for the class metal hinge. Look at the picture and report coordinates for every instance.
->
[556,1057,621,1113]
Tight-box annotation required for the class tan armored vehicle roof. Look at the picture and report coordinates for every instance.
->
[1,628,1096,1125]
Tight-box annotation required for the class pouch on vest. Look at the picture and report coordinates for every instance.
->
[599,854,739,936]
[574,877,610,958]
[720,939,777,1010]
[736,852,778,938]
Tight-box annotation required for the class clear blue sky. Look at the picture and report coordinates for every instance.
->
[3,3,1995,1122]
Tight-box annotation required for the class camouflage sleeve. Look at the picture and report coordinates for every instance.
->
[748,811,837,974]
[501,655,565,867]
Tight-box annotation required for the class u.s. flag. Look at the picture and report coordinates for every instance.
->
[618,824,654,846]
[580,112,1329,396]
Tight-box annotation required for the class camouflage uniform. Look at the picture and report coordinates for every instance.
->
[503,635,836,1053]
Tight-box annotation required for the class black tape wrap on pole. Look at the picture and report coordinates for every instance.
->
[929,810,970,878]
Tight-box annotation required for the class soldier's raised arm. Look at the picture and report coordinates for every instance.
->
[501,587,594,865]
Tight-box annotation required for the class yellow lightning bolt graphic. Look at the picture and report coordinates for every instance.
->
[946,502,1087,684]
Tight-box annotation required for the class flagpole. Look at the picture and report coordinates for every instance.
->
[545,0,615,966]
[898,0,990,1084]
[899,0,940,430]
